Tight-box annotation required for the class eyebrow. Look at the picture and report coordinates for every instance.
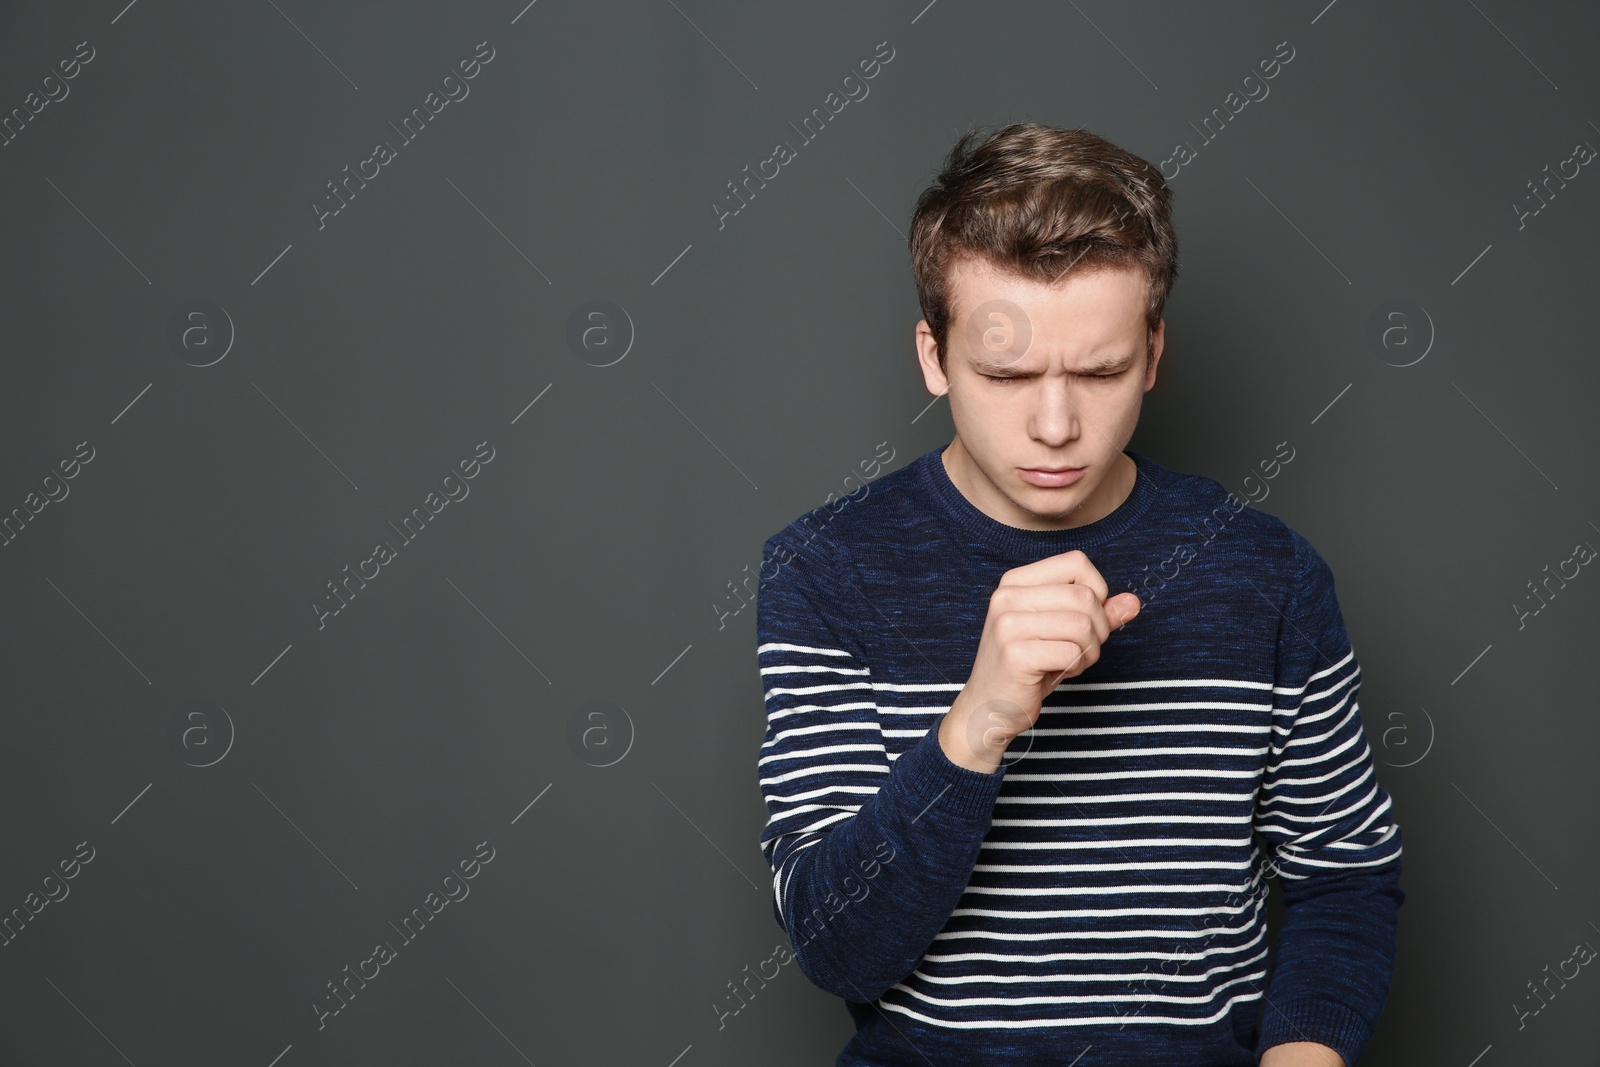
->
[969,352,1138,376]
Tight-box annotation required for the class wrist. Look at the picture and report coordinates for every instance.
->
[1259,1041,1345,1067]
[934,694,1024,777]
[938,692,1012,773]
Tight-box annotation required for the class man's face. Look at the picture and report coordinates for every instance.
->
[915,257,1164,531]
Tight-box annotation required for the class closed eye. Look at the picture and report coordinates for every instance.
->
[980,371,1122,383]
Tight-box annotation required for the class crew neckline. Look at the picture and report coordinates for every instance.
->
[918,444,1163,558]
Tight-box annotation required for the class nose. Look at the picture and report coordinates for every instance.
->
[1030,375,1080,446]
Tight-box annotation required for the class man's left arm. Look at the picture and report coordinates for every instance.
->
[1251,528,1406,1067]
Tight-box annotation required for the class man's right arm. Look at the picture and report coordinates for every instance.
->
[755,526,1006,1003]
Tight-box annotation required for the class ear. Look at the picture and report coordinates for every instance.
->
[1143,318,1165,391]
[916,319,951,397]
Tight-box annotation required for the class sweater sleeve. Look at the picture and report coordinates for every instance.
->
[754,522,1006,1003]
[1252,528,1405,1067]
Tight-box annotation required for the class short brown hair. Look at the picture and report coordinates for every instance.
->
[908,122,1179,371]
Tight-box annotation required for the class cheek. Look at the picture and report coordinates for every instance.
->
[953,383,1010,418]
[1102,381,1144,415]
[1110,392,1146,440]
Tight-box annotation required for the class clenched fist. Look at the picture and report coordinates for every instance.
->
[938,549,1140,773]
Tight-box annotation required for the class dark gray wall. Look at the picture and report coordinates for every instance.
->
[0,0,1596,1063]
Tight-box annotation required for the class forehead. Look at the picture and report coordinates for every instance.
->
[945,257,1149,366]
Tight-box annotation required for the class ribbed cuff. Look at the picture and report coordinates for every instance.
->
[891,717,1007,823]
[1257,997,1373,1067]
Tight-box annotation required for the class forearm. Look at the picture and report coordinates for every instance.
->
[1257,860,1404,1065]
[780,717,1005,1001]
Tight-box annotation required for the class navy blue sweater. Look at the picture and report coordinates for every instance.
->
[755,446,1403,1067]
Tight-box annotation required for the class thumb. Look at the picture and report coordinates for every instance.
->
[1105,592,1141,629]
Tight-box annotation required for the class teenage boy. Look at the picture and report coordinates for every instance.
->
[755,123,1403,1067]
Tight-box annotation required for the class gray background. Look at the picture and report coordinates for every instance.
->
[0,0,1596,1064]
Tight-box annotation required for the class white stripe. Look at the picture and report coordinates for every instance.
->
[963,881,1263,897]
[1270,649,1355,696]
[765,701,877,723]
[757,742,886,768]
[1003,769,1259,782]
[991,815,1254,827]
[1278,849,1400,875]
[759,663,871,677]
[756,641,853,656]
[865,677,1274,694]
[878,985,1265,1029]
[1257,748,1371,795]
[1276,699,1357,752]
[893,965,1264,1009]
[1294,666,1359,708]
[1255,779,1379,822]
[764,681,875,698]
[1276,690,1356,735]
[871,697,1275,714]
[763,720,881,746]
[927,924,1267,963]
[994,791,1254,804]
[971,860,1247,874]
[763,808,859,835]
[1009,723,1272,736]
[762,783,881,804]
[758,763,889,787]
[1267,722,1361,773]
[991,745,1269,760]
[977,837,1251,851]
[951,899,1260,919]
[934,919,1258,942]
[913,946,1270,985]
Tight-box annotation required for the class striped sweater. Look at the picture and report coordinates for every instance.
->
[755,445,1404,1067]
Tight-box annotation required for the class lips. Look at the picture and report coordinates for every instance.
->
[1017,465,1087,487]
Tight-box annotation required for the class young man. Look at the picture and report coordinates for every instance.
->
[755,123,1403,1066]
